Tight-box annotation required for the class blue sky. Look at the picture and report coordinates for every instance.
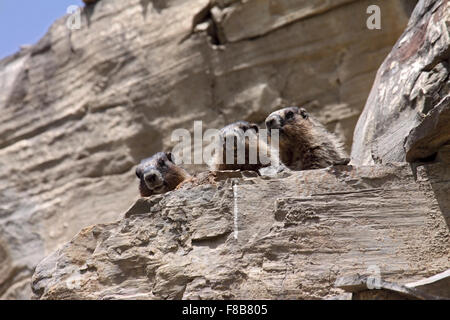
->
[0,0,84,59]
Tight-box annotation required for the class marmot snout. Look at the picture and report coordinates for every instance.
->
[265,106,349,170]
[136,152,190,197]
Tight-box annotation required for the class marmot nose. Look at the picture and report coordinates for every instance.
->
[145,173,157,183]
[266,115,279,129]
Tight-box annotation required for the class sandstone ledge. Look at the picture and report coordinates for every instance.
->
[32,164,450,300]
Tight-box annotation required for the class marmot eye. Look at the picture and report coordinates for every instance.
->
[300,109,309,119]
[286,111,294,119]
[158,159,166,166]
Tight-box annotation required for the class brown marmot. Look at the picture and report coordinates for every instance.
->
[135,152,191,197]
[265,106,349,170]
[209,121,272,173]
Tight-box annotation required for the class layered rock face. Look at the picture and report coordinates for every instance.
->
[351,0,450,165]
[0,0,414,299]
[28,0,450,300]
[32,164,450,299]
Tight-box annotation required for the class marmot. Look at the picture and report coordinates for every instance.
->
[265,106,349,170]
[135,152,191,197]
[209,121,272,173]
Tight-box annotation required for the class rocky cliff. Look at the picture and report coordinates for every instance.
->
[2,0,448,300]
[352,0,450,165]
[32,164,449,299]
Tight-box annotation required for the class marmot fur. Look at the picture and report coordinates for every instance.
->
[265,106,349,170]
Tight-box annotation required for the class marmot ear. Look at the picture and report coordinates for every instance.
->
[166,152,174,163]
[299,108,309,119]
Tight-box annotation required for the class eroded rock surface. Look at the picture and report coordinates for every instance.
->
[0,0,414,298]
[32,165,450,300]
[352,0,450,165]
[337,268,450,300]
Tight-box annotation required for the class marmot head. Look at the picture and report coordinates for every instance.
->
[212,121,267,171]
[265,106,313,164]
[265,106,313,144]
[220,121,259,142]
[135,152,189,197]
[265,106,310,135]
